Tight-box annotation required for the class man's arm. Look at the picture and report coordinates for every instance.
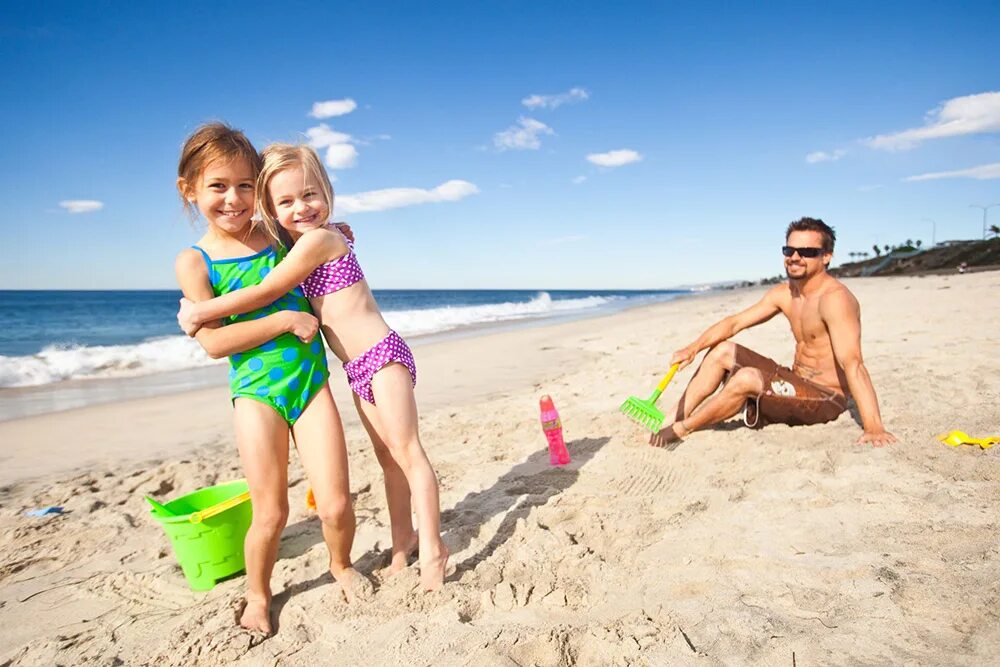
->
[820,289,896,446]
[670,286,783,369]
[174,249,318,359]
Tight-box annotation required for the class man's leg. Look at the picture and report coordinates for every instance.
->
[669,341,739,422]
[650,366,764,447]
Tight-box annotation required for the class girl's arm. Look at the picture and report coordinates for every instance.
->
[174,249,318,359]
[178,229,347,334]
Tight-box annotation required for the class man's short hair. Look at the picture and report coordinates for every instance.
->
[786,217,836,253]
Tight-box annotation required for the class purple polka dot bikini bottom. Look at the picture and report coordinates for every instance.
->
[343,330,416,405]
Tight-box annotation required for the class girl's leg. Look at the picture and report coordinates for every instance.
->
[352,392,418,574]
[233,398,291,635]
[291,384,369,602]
[369,363,448,591]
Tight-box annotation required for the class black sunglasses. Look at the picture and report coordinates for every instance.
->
[782,246,824,258]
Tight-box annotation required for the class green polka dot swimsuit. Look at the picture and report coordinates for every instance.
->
[192,244,329,425]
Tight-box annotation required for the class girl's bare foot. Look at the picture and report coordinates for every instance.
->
[388,533,419,575]
[331,565,375,603]
[238,595,273,636]
[420,541,450,592]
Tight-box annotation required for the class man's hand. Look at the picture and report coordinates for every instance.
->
[669,345,699,371]
[856,429,897,447]
[284,311,319,343]
[334,221,354,243]
[177,298,202,336]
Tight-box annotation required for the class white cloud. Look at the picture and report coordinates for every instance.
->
[309,98,357,119]
[493,117,554,151]
[572,175,587,184]
[306,124,352,147]
[904,162,1000,182]
[522,87,589,110]
[337,180,479,214]
[323,143,359,169]
[805,149,847,163]
[864,91,1000,151]
[586,149,643,168]
[306,123,358,169]
[59,200,103,214]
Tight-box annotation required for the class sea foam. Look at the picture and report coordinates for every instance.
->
[0,291,628,387]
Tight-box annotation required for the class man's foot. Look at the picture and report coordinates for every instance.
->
[419,540,450,592]
[330,565,375,603]
[387,533,419,576]
[649,421,689,448]
[238,595,273,636]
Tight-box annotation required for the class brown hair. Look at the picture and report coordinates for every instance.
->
[786,217,836,253]
[255,143,334,248]
[176,122,262,217]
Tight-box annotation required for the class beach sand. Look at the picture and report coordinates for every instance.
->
[1,272,998,665]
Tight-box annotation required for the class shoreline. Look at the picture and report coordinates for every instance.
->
[0,289,696,423]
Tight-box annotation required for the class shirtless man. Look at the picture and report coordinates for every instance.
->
[650,217,896,447]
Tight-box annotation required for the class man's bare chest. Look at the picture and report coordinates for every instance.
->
[782,298,828,345]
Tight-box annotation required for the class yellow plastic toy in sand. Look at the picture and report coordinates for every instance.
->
[937,430,997,450]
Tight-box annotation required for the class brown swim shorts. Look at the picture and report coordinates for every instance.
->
[727,344,847,429]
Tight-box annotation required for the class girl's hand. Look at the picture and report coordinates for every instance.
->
[334,221,354,243]
[669,345,699,371]
[284,311,320,343]
[177,298,203,336]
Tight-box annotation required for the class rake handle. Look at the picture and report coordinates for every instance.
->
[646,364,680,403]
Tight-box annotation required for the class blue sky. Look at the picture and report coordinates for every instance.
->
[1,1,998,290]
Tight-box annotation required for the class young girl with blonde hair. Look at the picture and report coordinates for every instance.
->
[178,143,449,590]
[173,125,369,635]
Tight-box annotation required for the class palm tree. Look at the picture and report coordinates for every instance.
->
[884,244,891,253]
[990,224,1000,238]
[915,239,923,249]
[873,244,882,256]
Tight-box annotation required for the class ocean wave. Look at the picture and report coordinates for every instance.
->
[383,291,620,336]
[0,292,630,388]
[0,336,222,388]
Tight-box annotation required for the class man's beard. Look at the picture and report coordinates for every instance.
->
[785,265,806,280]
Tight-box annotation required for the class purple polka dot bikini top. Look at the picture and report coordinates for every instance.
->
[300,228,366,298]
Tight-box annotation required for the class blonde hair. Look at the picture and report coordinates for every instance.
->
[255,143,334,248]
[176,122,261,217]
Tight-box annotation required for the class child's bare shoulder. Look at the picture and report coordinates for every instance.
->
[298,225,348,258]
[175,246,208,276]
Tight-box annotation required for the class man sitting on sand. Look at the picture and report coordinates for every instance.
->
[650,217,896,447]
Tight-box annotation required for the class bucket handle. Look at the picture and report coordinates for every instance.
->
[189,491,251,524]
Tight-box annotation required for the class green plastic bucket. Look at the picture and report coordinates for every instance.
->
[148,479,253,591]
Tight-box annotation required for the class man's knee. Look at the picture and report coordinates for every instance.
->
[706,341,737,369]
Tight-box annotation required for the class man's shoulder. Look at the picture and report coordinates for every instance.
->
[818,278,859,315]
[766,282,792,303]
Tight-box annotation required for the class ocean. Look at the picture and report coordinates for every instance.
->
[0,288,689,419]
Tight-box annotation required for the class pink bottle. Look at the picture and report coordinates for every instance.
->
[540,395,571,466]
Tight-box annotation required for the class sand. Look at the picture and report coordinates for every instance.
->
[1,272,998,666]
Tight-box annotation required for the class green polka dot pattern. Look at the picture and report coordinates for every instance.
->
[203,244,329,425]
